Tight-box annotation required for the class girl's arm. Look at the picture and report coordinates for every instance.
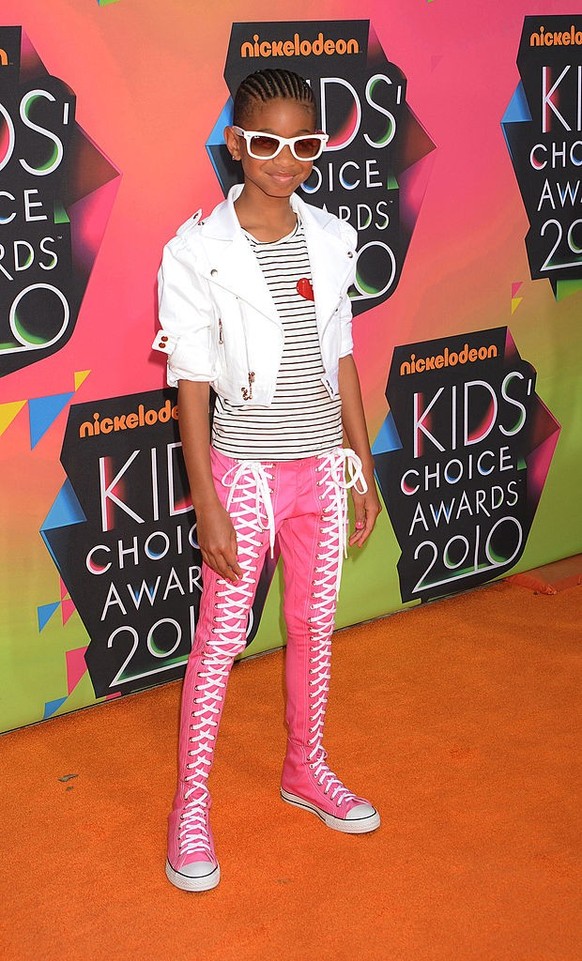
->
[338,354,382,547]
[178,379,242,581]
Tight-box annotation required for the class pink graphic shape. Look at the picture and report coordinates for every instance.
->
[67,144,121,275]
[526,400,561,506]
[398,144,436,236]
[504,327,520,363]
[61,598,77,625]
[66,646,89,694]
[19,30,47,81]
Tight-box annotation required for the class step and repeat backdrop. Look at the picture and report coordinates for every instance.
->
[0,0,580,731]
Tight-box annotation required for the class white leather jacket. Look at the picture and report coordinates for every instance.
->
[153,184,357,407]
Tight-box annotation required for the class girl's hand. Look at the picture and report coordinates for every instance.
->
[349,486,382,548]
[196,502,243,582]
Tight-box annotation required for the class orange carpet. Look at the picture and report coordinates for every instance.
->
[1,580,580,961]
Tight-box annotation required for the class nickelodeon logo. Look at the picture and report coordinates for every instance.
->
[79,399,178,438]
[399,343,499,376]
[240,32,359,59]
[529,25,582,46]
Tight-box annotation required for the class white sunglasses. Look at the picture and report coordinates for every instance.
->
[231,126,328,161]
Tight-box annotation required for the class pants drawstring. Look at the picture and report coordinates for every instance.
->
[315,447,367,597]
[221,460,276,557]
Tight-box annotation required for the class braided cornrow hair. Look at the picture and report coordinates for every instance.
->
[233,69,316,127]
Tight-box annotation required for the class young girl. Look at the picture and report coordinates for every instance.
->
[154,68,382,892]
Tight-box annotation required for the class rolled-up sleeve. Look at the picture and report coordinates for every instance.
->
[338,279,355,358]
[338,223,357,358]
[154,238,219,388]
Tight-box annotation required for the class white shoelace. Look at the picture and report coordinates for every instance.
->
[222,460,276,556]
[309,747,357,807]
[304,449,368,808]
[181,463,276,855]
[212,452,364,812]
[180,644,233,856]
[304,635,358,808]
[315,447,367,597]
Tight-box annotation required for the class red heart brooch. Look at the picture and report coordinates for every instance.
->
[296,277,314,301]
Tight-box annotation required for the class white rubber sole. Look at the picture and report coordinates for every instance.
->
[165,859,220,892]
[280,789,381,834]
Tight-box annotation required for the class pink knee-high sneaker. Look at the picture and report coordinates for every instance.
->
[280,458,380,835]
[165,625,244,892]
[167,574,256,893]
[166,458,275,891]
[281,632,380,834]
[166,590,252,891]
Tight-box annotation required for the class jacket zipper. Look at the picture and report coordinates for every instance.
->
[238,298,256,401]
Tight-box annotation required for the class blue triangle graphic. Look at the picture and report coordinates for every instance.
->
[29,392,74,448]
[206,100,234,180]
[372,412,402,455]
[37,602,60,632]
[501,82,531,126]
[41,479,86,533]
[207,99,234,147]
[43,696,68,719]
[40,480,86,568]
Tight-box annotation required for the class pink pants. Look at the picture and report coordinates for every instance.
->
[168,446,367,873]
[197,445,362,654]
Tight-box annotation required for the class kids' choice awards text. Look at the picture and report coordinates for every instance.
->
[45,390,199,697]
[0,26,76,375]
[0,24,119,376]
[44,390,276,697]
[504,15,582,294]
[373,328,560,603]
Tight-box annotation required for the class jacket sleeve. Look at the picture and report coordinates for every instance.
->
[153,234,219,388]
[337,220,358,358]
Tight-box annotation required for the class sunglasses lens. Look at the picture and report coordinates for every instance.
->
[294,137,322,159]
[249,135,280,157]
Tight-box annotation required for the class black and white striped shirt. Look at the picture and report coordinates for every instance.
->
[211,220,343,461]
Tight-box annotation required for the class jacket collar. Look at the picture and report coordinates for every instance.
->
[198,186,277,322]
[198,185,354,328]
[200,184,338,239]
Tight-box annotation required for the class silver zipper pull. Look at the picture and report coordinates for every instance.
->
[218,319,223,345]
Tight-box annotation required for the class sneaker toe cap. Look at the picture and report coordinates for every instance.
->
[177,860,218,880]
[346,801,378,821]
